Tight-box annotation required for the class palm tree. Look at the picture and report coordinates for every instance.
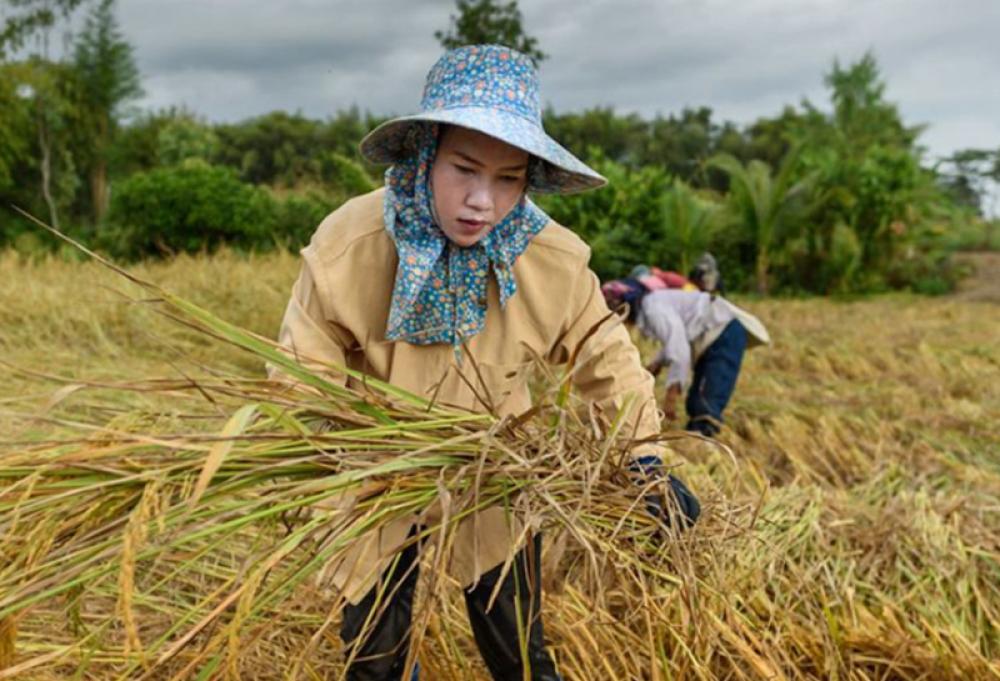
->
[709,150,814,294]
[660,179,719,276]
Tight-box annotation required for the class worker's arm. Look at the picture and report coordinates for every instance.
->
[638,300,692,392]
[269,251,353,390]
[637,300,692,424]
[548,265,661,453]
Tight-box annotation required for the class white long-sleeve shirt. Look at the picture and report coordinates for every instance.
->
[636,289,736,390]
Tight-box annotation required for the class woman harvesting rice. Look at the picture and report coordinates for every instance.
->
[274,45,697,681]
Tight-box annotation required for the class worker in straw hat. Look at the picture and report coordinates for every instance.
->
[273,44,698,681]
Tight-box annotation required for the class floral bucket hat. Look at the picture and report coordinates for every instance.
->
[360,44,606,194]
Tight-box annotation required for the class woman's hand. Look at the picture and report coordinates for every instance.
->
[627,455,701,531]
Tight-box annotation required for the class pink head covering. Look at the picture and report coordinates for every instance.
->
[651,267,691,289]
[637,274,667,291]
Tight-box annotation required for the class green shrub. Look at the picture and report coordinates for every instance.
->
[104,160,277,259]
[270,190,341,250]
[157,117,220,166]
[935,212,1000,252]
[321,152,377,197]
[885,223,964,295]
[537,154,738,285]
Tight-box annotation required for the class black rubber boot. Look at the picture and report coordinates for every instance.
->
[340,539,421,681]
[464,535,562,681]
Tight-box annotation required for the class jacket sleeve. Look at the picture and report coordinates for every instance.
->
[640,302,691,390]
[548,263,662,452]
[269,250,353,388]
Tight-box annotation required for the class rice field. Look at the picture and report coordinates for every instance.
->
[1,249,998,680]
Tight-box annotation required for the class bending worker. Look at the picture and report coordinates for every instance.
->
[602,279,770,437]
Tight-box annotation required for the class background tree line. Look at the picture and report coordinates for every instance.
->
[1,0,997,295]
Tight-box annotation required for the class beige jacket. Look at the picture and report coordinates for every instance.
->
[273,188,660,603]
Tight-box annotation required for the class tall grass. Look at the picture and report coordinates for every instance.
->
[1,248,998,679]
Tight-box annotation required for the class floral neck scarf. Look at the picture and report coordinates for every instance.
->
[383,124,550,346]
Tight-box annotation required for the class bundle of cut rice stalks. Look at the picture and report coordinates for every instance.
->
[0,232,736,680]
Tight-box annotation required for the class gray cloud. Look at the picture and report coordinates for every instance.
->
[114,0,998,162]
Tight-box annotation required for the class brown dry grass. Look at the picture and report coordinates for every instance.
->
[1,249,998,680]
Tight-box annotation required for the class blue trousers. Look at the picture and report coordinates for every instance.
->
[685,320,747,436]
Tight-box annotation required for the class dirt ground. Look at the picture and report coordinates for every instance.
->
[954,251,1000,302]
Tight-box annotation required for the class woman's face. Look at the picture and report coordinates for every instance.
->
[430,126,530,248]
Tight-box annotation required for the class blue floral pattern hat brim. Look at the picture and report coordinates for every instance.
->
[360,44,606,195]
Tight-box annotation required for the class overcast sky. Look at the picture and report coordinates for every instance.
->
[100,0,996,164]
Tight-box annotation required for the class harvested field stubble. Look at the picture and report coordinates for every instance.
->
[1,249,998,680]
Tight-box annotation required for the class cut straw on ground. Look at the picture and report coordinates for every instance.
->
[1,236,998,679]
